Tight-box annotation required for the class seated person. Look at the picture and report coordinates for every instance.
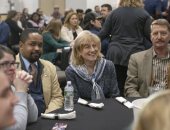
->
[61,12,83,44]
[17,28,63,115]
[0,71,18,129]
[42,19,69,64]
[65,30,119,101]
[133,90,170,130]
[124,19,170,97]
[26,12,44,30]
[0,45,38,130]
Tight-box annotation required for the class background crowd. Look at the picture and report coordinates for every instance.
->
[1,0,170,130]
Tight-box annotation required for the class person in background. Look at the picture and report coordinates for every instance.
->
[76,9,84,27]
[17,12,24,30]
[85,8,92,14]
[26,12,45,32]
[36,8,48,26]
[125,19,170,97]
[52,5,62,20]
[0,45,38,130]
[42,19,69,64]
[0,14,10,46]
[83,12,109,56]
[65,31,119,101]
[0,71,18,130]
[20,8,30,29]
[98,0,152,96]
[133,90,170,130]
[101,4,112,25]
[94,5,101,16]
[61,8,74,24]
[16,28,63,116]
[61,12,83,45]
[144,0,168,19]
[5,10,23,54]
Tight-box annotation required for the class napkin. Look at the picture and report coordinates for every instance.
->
[115,97,133,109]
[41,111,76,120]
[88,103,104,108]
[77,98,104,109]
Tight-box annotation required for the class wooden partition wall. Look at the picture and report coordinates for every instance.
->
[39,0,65,16]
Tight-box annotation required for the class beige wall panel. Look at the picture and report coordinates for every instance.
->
[39,0,65,16]
[53,0,65,16]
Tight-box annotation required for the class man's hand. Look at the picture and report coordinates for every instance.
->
[13,70,33,93]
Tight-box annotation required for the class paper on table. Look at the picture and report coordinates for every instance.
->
[41,113,57,119]
[77,98,88,105]
[77,98,104,109]
[115,97,133,109]
[41,111,76,120]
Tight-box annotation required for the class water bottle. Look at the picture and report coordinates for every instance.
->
[64,81,74,111]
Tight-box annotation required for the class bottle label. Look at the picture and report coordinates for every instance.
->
[64,91,73,97]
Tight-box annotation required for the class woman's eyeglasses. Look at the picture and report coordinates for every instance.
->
[0,61,19,69]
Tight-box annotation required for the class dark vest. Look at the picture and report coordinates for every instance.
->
[19,54,46,116]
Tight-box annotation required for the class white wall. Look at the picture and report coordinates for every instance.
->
[65,0,120,11]
[14,0,39,13]
[0,0,39,14]
[65,0,87,11]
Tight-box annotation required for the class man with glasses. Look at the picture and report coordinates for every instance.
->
[0,45,38,130]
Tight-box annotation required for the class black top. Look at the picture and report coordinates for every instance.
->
[5,19,22,46]
[98,7,152,66]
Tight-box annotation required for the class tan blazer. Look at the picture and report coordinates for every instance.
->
[124,47,170,97]
[16,54,64,113]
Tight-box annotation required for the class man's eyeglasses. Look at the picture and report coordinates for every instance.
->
[0,61,19,69]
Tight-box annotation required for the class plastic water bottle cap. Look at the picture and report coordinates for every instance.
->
[67,81,71,85]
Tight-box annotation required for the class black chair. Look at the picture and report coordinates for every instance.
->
[56,47,71,70]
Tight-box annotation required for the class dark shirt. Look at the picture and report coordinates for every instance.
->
[144,0,168,19]
[0,21,10,46]
[90,27,110,56]
[98,7,152,66]
[5,19,22,46]
[20,55,46,116]
[72,31,77,39]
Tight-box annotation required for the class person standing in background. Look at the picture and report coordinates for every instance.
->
[98,0,152,96]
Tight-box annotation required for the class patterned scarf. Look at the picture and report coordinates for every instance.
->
[71,58,106,100]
